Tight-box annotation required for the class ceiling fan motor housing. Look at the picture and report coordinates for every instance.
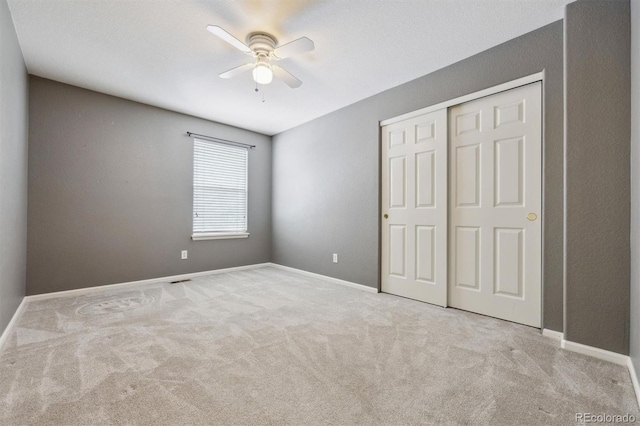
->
[246,33,277,57]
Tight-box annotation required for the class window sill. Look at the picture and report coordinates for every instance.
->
[192,232,250,241]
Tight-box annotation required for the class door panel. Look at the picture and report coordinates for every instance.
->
[415,225,435,283]
[456,144,481,207]
[381,109,447,306]
[448,82,542,327]
[389,156,406,208]
[415,151,435,208]
[494,137,524,206]
[494,228,524,298]
[389,129,406,148]
[455,226,480,290]
[455,110,482,135]
[389,225,406,277]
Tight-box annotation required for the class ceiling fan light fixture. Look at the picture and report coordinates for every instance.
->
[253,63,273,85]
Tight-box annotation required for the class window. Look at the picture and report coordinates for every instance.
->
[192,138,249,240]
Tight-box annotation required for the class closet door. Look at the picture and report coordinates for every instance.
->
[381,109,447,306]
[448,82,542,327]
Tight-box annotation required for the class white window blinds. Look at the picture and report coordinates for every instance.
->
[193,138,248,235]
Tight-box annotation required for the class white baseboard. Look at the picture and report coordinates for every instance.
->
[26,263,272,302]
[0,298,27,352]
[557,339,639,409]
[268,263,378,293]
[628,357,640,411]
[542,329,564,340]
[561,339,629,366]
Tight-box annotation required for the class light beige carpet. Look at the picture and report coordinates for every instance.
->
[0,266,637,425]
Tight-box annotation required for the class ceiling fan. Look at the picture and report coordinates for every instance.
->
[207,25,314,89]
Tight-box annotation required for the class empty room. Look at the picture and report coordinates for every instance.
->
[1,0,639,424]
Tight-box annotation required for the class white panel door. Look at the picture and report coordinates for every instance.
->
[381,109,447,306]
[448,82,542,327]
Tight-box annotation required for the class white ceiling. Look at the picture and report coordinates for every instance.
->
[7,0,570,136]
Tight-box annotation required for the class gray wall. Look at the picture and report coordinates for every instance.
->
[565,0,631,355]
[630,0,640,373]
[0,0,28,333]
[28,77,271,295]
[272,21,565,332]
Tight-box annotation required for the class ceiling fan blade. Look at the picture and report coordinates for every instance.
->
[272,65,302,88]
[206,25,252,54]
[218,63,254,79]
[272,37,314,59]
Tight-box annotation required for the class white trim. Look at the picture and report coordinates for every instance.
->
[628,357,640,410]
[561,339,629,366]
[560,340,640,408]
[0,298,27,351]
[26,263,271,301]
[562,15,569,352]
[542,329,563,340]
[380,72,544,127]
[192,232,249,241]
[539,68,547,333]
[268,263,378,293]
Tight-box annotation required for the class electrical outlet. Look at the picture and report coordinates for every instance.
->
[333,253,338,263]
[181,250,188,260]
